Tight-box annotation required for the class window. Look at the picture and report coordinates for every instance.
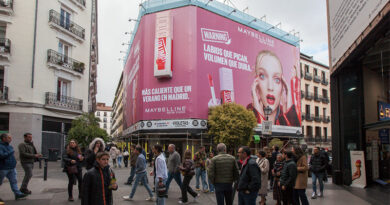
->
[315,106,319,116]
[322,71,326,81]
[58,41,71,63]
[96,111,100,116]
[305,64,309,73]
[314,68,318,76]
[322,89,328,98]
[103,123,107,129]
[323,108,327,117]
[305,84,309,92]
[315,126,321,137]
[57,78,71,101]
[104,112,107,116]
[60,8,71,29]
[306,104,310,114]
[103,118,107,122]
[314,86,318,96]
[307,126,313,137]
[323,127,328,138]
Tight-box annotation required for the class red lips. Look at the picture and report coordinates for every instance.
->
[266,94,275,105]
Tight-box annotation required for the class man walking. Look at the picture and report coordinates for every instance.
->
[237,146,261,205]
[279,151,297,205]
[194,146,208,192]
[0,133,28,201]
[125,145,137,185]
[309,147,327,199]
[123,146,154,201]
[165,144,182,192]
[208,143,239,205]
[154,144,168,205]
[18,133,42,195]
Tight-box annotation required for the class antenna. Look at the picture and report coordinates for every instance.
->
[243,6,248,13]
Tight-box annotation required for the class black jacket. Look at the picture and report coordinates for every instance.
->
[237,157,261,192]
[84,149,97,170]
[82,163,117,205]
[309,153,327,174]
[62,148,83,173]
[280,159,297,187]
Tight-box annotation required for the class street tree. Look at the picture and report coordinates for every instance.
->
[68,112,109,148]
[208,103,257,151]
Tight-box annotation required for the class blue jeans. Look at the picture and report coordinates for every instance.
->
[238,191,257,205]
[214,183,233,205]
[117,156,122,168]
[312,172,324,193]
[208,178,215,192]
[127,166,136,184]
[195,167,208,190]
[130,172,153,198]
[155,178,167,205]
[166,171,182,192]
[0,169,23,196]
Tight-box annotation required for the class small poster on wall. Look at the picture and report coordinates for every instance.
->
[350,151,366,188]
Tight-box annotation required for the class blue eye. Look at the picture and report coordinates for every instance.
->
[275,78,280,83]
[259,74,265,79]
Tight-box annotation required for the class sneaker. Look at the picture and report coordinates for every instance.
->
[122,196,133,201]
[193,193,200,202]
[203,189,209,193]
[20,188,32,195]
[195,188,201,191]
[179,200,188,204]
[210,190,215,193]
[15,193,27,201]
[317,192,323,197]
[311,192,317,199]
[146,197,154,201]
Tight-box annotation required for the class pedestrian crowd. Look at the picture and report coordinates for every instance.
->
[0,133,330,205]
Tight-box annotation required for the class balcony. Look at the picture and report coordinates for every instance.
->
[321,78,329,86]
[322,116,330,123]
[49,10,85,42]
[0,38,11,60]
[314,115,322,122]
[44,92,83,113]
[0,86,8,103]
[313,75,321,83]
[305,91,313,100]
[322,96,330,104]
[304,72,312,80]
[314,94,322,102]
[305,113,314,121]
[0,0,13,15]
[47,49,85,77]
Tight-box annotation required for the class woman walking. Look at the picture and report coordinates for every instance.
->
[292,146,309,205]
[63,139,84,201]
[256,151,270,205]
[123,147,130,168]
[117,147,123,168]
[179,150,199,204]
[109,145,119,168]
[272,154,284,205]
[85,138,105,170]
[205,152,215,193]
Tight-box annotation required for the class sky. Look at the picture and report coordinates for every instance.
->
[96,0,329,106]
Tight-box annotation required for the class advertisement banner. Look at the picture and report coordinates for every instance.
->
[123,6,301,134]
[378,101,390,121]
[350,151,366,188]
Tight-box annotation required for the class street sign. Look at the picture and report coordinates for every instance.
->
[253,135,260,144]
[262,121,272,135]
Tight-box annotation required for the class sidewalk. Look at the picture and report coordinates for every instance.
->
[0,161,376,205]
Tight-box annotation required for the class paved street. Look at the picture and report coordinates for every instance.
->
[0,161,376,205]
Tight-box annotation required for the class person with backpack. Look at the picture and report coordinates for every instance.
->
[179,150,200,204]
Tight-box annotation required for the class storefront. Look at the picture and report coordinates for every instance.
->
[328,0,390,186]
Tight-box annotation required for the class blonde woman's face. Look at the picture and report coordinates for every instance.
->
[255,54,283,113]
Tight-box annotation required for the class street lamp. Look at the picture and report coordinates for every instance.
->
[263,106,272,146]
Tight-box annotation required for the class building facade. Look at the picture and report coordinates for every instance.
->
[0,0,98,156]
[300,53,331,151]
[111,73,123,139]
[95,102,112,136]
[327,0,390,187]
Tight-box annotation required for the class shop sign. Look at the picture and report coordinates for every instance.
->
[123,119,207,134]
[378,101,390,121]
[379,129,389,144]
[350,151,366,188]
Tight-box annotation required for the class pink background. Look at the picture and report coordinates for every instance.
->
[123,6,300,129]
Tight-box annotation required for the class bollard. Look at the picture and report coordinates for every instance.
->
[43,157,48,181]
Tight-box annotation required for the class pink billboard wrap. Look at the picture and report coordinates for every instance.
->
[123,6,301,131]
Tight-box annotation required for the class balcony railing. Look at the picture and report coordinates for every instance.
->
[47,49,85,74]
[323,116,330,123]
[49,9,85,40]
[45,92,83,112]
[0,86,8,101]
[0,0,13,10]
[305,113,314,121]
[313,75,321,83]
[304,72,312,80]
[314,115,322,122]
[322,97,330,104]
[314,94,322,102]
[305,91,313,100]
[0,38,11,54]
[321,78,329,86]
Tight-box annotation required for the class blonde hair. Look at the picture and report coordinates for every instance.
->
[254,50,283,76]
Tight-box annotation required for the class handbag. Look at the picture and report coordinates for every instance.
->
[67,165,78,174]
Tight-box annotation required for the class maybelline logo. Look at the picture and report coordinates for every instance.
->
[201,28,231,45]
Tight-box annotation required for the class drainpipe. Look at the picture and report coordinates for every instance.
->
[31,0,39,88]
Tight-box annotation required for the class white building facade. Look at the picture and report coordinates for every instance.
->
[95,103,112,136]
[0,0,98,156]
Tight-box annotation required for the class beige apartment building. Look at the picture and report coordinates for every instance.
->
[111,73,123,139]
[0,0,98,156]
[300,53,331,151]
